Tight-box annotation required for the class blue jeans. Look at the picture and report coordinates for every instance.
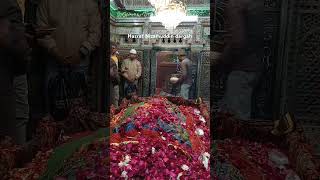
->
[44,58,89,114]
[124,80,138,97]
[180,84,191,100]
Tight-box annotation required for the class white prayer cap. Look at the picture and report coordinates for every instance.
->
[129,49,137,54]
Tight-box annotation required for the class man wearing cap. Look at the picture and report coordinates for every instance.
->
[121,49,142,98]
[172,49,193,100]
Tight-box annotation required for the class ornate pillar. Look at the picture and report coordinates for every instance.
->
[197,51,210,102]
[277,0,320,125]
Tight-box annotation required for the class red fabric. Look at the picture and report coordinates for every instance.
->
[110,130,163,144]
[185,113,204,153]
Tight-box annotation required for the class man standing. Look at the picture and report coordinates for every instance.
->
[14,0,29,144]
[121,49,142,98]
[111,43,120,107]
[110,57,120,107]
[0,0,29,143]
[36,0,101,114]
[215,0,264,120]
[172,49,193,100]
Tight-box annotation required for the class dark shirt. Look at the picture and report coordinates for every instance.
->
[0,0,29,75]
[0,0,28,138]
[179,58,193,85]
[0,0,28,53]
[220,0,264,72]
[110,58,120,85]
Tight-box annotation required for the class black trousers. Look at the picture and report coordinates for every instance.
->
[0,61,15,139]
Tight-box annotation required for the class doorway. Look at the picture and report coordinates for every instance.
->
[150,47,198,99]
[155,51,180,95]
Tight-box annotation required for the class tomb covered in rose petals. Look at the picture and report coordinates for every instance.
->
[109,97,210,179]
[5,97,211,179]
[2,96,320,180]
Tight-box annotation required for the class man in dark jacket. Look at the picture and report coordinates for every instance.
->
[0,0,29,144]
[14,0,29,144]
[216,0,264,120]
[110,57,120,106]
[36,0,101,114]
[111,42,120,107]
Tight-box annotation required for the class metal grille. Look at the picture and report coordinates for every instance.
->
[278,0,320,156]
[213,0,228,32]
[283,0,320,126]
[212,0,227,110]
[198,51,210,101]
[295,31,320,124]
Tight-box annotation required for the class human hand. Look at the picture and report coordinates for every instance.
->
[49,47,66,63]
[79,46,90,58]
[69,52,81,64]
[62,56,73,64]
[34,27,56,38]
[129,76,137,83]
[127,78,134,83]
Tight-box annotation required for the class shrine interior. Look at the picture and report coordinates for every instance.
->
[109,0,210,102]
[213,0,320,160]
[1,0,319,179]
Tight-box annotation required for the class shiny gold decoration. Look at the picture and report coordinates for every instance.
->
[271,113,295,136]
[195,97,203,105]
